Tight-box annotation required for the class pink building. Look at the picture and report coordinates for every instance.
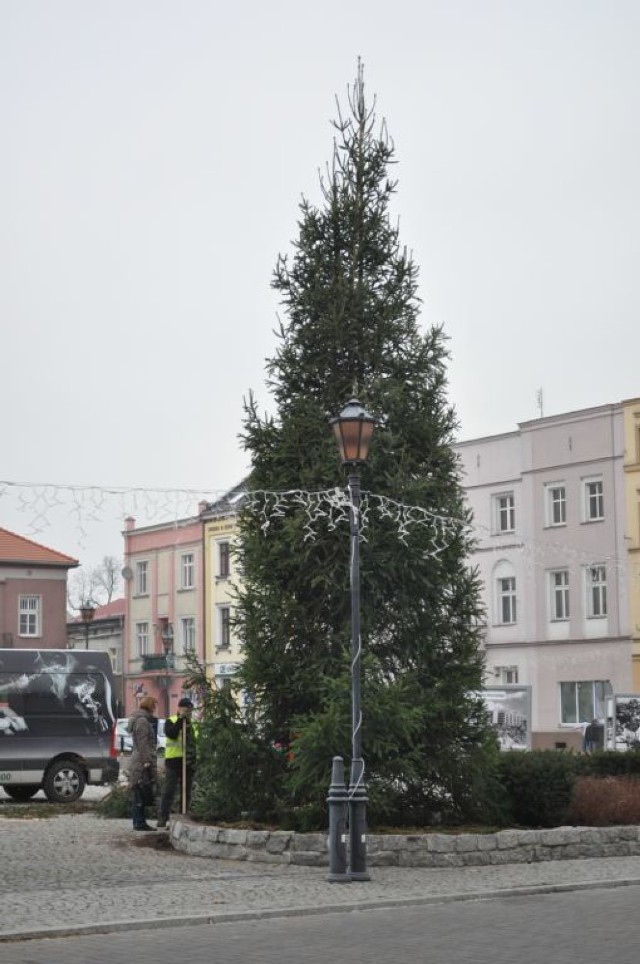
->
[122,510,204,717]
[0,527,78,649]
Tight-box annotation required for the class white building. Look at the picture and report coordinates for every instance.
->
[456,403,632,749]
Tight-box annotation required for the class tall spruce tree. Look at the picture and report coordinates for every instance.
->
[232,64,496,828]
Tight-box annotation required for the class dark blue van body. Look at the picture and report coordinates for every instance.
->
[0,648,119,802]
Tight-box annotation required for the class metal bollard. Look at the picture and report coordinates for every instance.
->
[348,757,370,881]
[327,756,350,882]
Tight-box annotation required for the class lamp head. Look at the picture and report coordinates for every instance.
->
[79,603,95,625]
[330,397,376,465]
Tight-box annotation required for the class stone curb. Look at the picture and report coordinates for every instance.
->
[171,819,640,867]
[3,876,640,944]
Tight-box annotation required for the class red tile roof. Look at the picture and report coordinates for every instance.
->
[69,598,125,623]
[94,598,125,619]
[0,527,78,567]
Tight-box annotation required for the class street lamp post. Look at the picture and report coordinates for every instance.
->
[160,623,174,718]
[329,397,376,882]
[79,603,95,651]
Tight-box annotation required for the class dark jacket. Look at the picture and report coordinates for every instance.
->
[127,708,157,785]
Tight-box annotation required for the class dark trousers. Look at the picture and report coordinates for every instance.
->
[159,760,194,821]
[132,785,150,829]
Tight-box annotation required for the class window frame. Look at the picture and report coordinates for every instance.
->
[18,595,41,637]
[497,576,517,625]
[135,560,149,596]
[546,483,567,527]
[136,621,149,657]
[180,616,196,653]
[495,665,519,685]
[549,569,570,621]
[560,680,608,725]
[180,552,195,590]
[583,477,604,522]
[493,492,515,534]
[218,605,231,649]
[585,564,608,618]
[218,540,231,579]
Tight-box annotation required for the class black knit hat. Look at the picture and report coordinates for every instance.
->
[177,697,194,708]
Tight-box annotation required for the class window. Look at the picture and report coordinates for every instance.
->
[136,622,149,657]
[219,606,231,649]
[550,570,570,621]
[498,577,517,624]
[494,493,515,533]
[584,478,604,521]
[560,680,608,724]
[181,617,196,653]
[586,565,607,617]
[218,541,231,579]
[181,553,195,590]
[135,561,148,595]
[19,596,40,637]
[495,665,519,684]
[547,484,566,526]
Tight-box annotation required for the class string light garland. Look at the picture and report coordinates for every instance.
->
[1,480,638,579]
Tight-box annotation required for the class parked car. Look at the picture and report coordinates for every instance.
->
[116,718,133,753]
[156,718,166,753]
[117,716,166,753]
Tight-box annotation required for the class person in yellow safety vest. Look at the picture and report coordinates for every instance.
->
[157,697,198,829]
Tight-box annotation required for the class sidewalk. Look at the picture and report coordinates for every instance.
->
[2,813,640,942]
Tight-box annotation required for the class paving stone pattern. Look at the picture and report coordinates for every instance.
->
[3,813,640,942]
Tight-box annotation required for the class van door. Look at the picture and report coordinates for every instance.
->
[0,675,27,784]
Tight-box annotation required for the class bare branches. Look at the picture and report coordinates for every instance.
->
[67,555,121,612]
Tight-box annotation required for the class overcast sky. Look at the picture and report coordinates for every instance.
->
[1,1,639,569]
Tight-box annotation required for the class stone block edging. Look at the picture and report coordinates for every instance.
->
[169,819,640,867]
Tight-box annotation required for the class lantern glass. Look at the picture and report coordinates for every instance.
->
[79,604,95,624]
[330,398,376,465]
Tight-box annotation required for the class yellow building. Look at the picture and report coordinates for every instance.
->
[201,482,246,688]
[623,398,640,690]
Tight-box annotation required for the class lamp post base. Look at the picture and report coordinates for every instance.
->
[327,756,351,883]
[348,759,370,881]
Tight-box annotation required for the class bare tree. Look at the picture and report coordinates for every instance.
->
[67,556,122,613]
[93,555,120,604]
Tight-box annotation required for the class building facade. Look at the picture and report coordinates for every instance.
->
[201,482,246,690]
[0,527,78,649]
[122,511,205,717]
[622,397,640,690]
[455,403,632,749]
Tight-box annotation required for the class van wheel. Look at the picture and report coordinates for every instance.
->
[43,761,85,803]
[3,784,40,802]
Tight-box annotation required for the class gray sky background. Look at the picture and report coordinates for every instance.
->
[1,1,639,571]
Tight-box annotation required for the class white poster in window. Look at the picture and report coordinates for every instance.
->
[606,694,640,751]
[480,685,532,750]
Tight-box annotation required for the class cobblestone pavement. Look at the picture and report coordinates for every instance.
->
[2,812,640,942]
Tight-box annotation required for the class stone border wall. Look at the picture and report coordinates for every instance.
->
[170,819,640,867]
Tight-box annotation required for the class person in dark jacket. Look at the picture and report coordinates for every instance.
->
[127,696,158,831]
[583,718,603,753]
[157,697,198,829]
